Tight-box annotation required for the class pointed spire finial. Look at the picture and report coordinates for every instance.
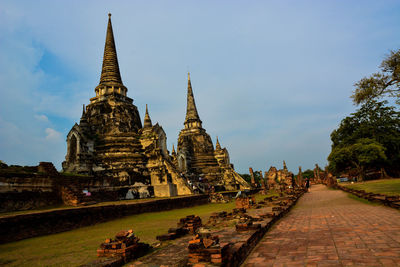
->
[184,72,202,127]
[215,136,221,150]
[80,104,87,123]
[98,13,124,88]
[172,144,176,155]
[143,104,152,128]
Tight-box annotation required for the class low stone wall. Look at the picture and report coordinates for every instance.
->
[0,172,124,212]
[337,185,400,209]
[0,191,61,212]
[0,194,208,244]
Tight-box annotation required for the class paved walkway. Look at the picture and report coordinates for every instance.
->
[243,184,400,266]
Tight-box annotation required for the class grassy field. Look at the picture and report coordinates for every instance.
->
[0,192,272,267]
[342,178,400,196]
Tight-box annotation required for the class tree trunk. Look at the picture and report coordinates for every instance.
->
[353,162,364,182]
[380,167,390,179]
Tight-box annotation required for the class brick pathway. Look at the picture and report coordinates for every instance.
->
[243,184,400,267]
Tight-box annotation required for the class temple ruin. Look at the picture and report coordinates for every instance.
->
[265,161,295,191]
[62,14,191,197]
[174,74,249,191]
[62,14,248,196]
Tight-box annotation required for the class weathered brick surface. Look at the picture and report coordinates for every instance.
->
[129,190,304,267]
[243,184,400,266]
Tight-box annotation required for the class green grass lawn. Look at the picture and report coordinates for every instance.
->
[0,193,272,267]
[342,178,400,196]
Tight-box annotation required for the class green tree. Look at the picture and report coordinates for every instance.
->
[301,169,317,179]
[329,100,400,177]
[352,50,400,105]
[240,171,262,185]
[328,138,387,181]
[240,174,252,184]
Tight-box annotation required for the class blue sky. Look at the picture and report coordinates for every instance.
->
[1,0,399,174]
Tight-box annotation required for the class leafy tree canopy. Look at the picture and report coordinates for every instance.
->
[352,50,400,105]
[329,100,400,177]
[328,138,387,180]
[301,169,314,179]
[240,171,262,185]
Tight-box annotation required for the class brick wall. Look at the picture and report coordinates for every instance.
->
[0,194,208,244]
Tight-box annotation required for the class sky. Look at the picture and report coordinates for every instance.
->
[1,0,400,174]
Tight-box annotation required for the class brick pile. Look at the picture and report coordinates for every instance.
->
[97,229,150,261]
[235,219,261,232]
[188,232,229,265]
[235,196,256,209]
[232,208,246,214]
[128,189,306,267]
[207,211,229,226]
[209,192,228,203]
[263,195,279,203]
[207,208,262,227]
[178,215,202,234]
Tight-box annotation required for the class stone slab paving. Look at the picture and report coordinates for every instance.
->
[243,184,400,267]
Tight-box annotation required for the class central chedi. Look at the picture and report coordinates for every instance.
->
[62,14,191,196]
[175,74,249,190]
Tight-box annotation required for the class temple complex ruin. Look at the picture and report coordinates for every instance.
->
[174,74,249,191]
[62,14,248,196]
[62,14,191,197]
[265,161,295,191]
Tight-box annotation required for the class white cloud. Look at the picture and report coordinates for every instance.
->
[1,0,399,173]
[34,114,49,122]
[45,128,61,141]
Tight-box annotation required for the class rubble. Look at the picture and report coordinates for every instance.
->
[128,189,306,267]
[157,215,203,241]
[188,231,230,265]
[209,192,229,203]
[232,208,247,214]
[97,229,150,261]
[235,219,261,232]
[235,196,256,209]
[207,211,229,226]
[177,215,202,234]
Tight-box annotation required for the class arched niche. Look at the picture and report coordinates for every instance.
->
[178,155,186,172]
[68,134,78,163]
